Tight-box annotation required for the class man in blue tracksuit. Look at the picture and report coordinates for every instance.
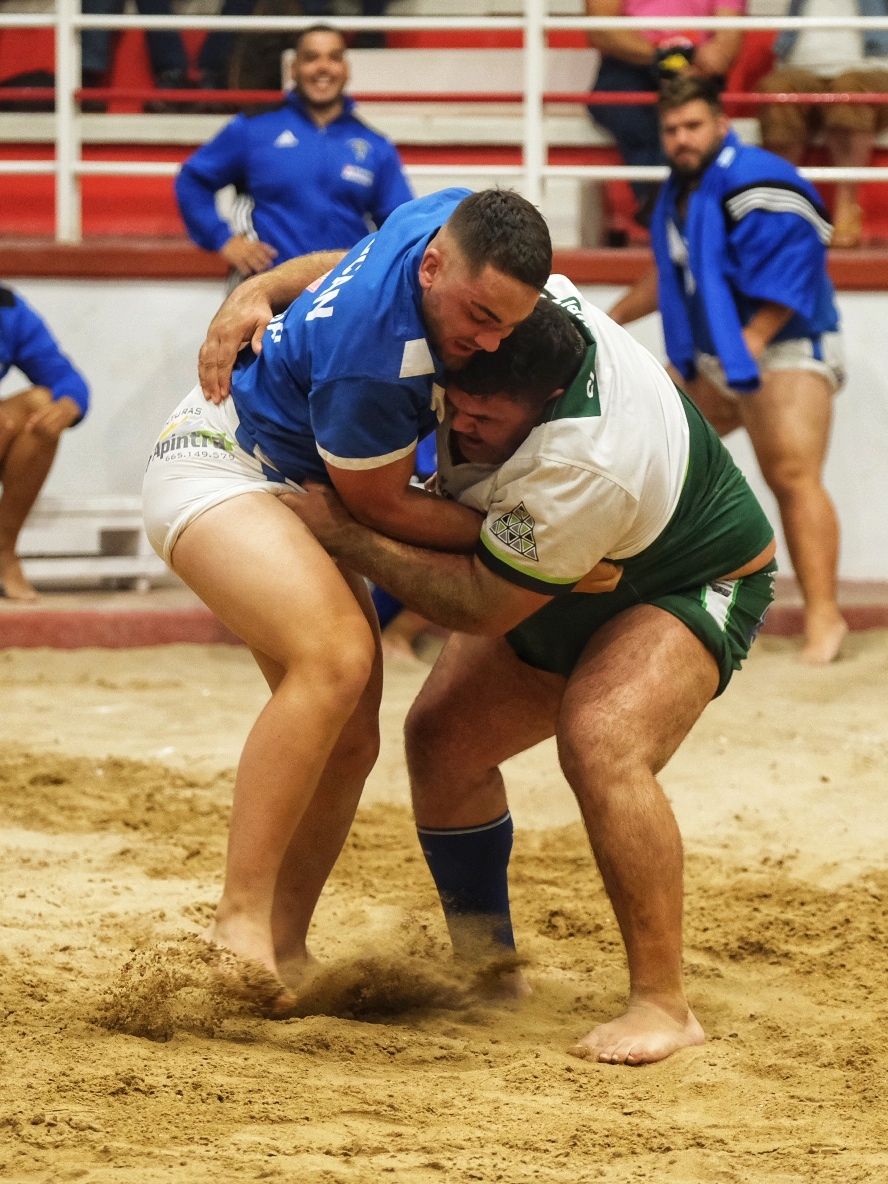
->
[0,286,90,600]
[175,23,413,283]
[610,75,847,665]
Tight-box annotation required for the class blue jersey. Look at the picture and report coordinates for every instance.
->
[229,188,470,484]
[0,286,89,420]
[175,93,414,259]
[651,130,839,391]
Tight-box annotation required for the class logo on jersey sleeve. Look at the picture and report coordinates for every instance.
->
[490,502,539,561]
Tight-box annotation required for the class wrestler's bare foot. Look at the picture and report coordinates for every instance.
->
[800,606,847,665]
[568,998,705,1066]
[0,552,38,601]
[277,947,318,990]
[206,915,296,1017]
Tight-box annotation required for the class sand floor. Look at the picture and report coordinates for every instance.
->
[0,631,886,1183]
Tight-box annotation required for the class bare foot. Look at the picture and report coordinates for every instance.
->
[205,917,296,1017]
[800,608,848,665]
[568,999,705,1066]
[0,553,38,601]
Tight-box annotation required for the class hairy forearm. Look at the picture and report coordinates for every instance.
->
[323,520,506,634]
[347,486,482,553]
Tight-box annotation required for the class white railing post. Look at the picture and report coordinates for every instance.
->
[55,0,81,241]
[522,0,546,207]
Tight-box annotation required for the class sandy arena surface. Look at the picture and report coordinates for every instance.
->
[0,631,886,1183]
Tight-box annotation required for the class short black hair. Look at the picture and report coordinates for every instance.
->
[447,298,585,409]
[447,189,552,291]
[295,24,345,54]
[658,74,723,115]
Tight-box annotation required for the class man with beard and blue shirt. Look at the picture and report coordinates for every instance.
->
[610,76,846,664]
[175,24,413,284]
[142,187,551,1013]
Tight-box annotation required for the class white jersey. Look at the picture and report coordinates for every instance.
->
[436,275,690,594]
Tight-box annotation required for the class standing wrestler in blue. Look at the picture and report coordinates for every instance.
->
[175,24,413,283]
[142,188,551,1008]
[610,76,846,663]
[0,286,89,601]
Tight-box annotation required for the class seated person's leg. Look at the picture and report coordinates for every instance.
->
[0,387,62,601]
[757,65,822,164]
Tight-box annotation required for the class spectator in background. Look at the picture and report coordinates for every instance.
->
[81,1,258,108]
[0,286,90,602]
[82,0,192,95]
[757,0,888,248]
[175,23,413,282]
[584,0,745,232]
[610,77,847,664]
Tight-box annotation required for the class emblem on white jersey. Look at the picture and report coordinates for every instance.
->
[490,502,539,561]
[274,130,299,148]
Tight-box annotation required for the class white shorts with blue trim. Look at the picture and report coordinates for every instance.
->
[141,387,304,565]
[696,331,845,400]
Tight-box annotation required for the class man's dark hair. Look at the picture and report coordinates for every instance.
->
[447,190,552,291]
[658,74,723,115]
[447,298,585,409]
[295,24,345,53]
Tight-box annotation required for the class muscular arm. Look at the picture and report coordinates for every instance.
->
[328,453,485,552]
[198,249,348,402]
[284,483,552,634]
[608,267,659,325]
[585,0,657,64]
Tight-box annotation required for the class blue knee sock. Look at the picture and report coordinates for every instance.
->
[417,812,516,958]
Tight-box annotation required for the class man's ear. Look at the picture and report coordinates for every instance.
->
[418,246,442,292]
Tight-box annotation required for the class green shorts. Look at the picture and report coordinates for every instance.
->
[507,560,776,696]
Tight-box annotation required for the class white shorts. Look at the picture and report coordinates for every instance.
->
[142,387,304,565]
[696,332,845,400]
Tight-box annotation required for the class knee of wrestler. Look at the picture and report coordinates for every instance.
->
[556,720,627,805]
[296,617,376,712]
[24,386,53,412]
[759,453,811,497]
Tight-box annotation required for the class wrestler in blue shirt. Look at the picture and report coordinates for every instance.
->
[229,188,469,485]
[650,126,839,392]
[175,26,413,277]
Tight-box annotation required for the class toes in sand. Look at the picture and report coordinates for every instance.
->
[568,1000,705,1066]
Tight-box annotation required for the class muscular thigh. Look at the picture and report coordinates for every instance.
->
[407,632,564,768]
[558,605,719,776]
[173,492,374,668]
[739,368,834,476]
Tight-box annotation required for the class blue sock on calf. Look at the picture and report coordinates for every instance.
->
[416,812,516,958]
